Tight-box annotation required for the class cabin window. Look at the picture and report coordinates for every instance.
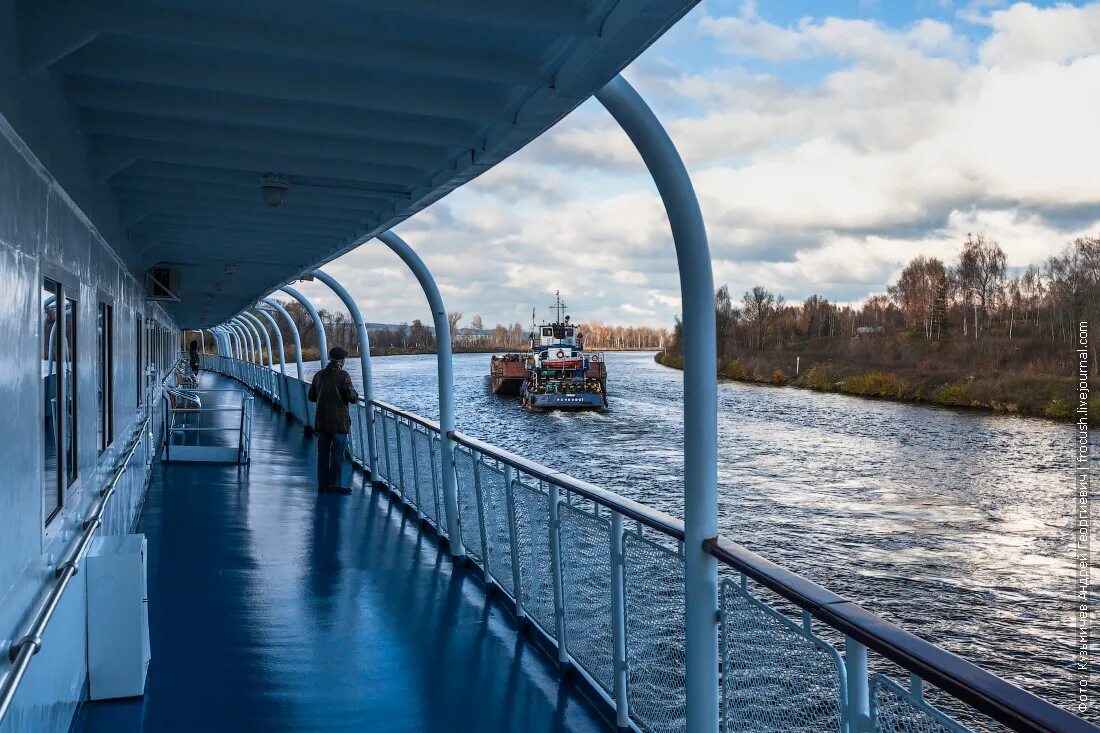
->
[542,328,552,337]
[63,295,78,487]
[42,279,61,524]
[566,328,574,338]
[97,302,113,453]
[136,315,143,408]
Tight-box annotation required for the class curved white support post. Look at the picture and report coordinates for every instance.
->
[235,317,260,363]
[281,286,328,369]
[377,230,464,557]
[227,325,243,360]
[596,74,718,733]
[241,311,276,372]
[215,327,230,357]
[223,325,242,359]
[310,269,378,482]
[215,325,231,358]
[227,322,248,361]
[263,297,304,380]
[239,316,266,365]
[252,307,286,375]
[230,319,255,362]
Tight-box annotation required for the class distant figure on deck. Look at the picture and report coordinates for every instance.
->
[188,340,201,373]
[308,347,359,494]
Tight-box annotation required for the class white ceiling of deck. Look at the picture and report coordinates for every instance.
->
[12,0,699,326]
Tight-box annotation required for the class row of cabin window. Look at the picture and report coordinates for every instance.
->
[41,276,176,528]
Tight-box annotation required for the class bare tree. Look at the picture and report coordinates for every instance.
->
[955,234,1006,339]
[470,313,483,331]
[889,256,949,338]
[714,286,738,359]
[741,286,782,350]
[447,311,462,341]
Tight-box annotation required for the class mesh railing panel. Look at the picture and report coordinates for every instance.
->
[720,578,845,733]
[871,675,974,733]
[413,429,439,525]
[347,403,363,464]
[478,461,515,597]
[624,531,686,733]
[453,447,484,560]
[373,408,388,484]
[513,479,557,638]
[397,420,416,498]
[559,501,614,694]
[384,413,401,491]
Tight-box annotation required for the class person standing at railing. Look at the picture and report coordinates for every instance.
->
[188,340,201,373]
[307,346,359,494]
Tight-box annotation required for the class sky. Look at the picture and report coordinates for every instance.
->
[292,0,1100,329]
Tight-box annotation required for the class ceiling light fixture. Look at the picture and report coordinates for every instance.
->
[260,173,289,207]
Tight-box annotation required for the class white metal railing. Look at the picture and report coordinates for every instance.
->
[162,389,254,465]
[0,416,151,723]
[204,356,1097,733]
[0,354,183,725]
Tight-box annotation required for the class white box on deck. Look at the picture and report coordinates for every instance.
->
[86,534,151,700]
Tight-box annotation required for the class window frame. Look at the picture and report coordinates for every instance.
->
[42,277,62,527]
[40,264,81,533]
[62,293,78,490]
[97,298,114,454]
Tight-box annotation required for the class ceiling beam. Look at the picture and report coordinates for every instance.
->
[312,0,598,34]
[79,109,449,169]
[89,136,426,186]
[22,1,548,85]
[119,197,367,229]
[109,162,412,199]
[64,79,479,147]
[111,182,390,214]
[61,42,514,121]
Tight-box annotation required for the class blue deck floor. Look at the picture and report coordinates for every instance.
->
[76,373,610,733]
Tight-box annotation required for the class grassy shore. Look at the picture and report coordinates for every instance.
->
[654,336,1081,421]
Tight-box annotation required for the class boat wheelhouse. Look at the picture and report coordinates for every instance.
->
[0,3,1093,733]
[523,302,608,410]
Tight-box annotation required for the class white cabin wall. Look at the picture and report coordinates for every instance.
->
[0,96,173,733]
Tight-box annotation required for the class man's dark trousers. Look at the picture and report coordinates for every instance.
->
[316,432,349,490]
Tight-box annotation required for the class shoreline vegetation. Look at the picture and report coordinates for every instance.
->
[653,347,1076,421]
[655,233,1098,422]
[288,345,660,362]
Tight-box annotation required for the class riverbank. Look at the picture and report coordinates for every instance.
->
[654,344,1079,420]
[290,345,661,361]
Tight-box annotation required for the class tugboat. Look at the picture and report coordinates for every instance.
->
[490,292,607,410]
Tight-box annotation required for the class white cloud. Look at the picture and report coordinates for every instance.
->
[307,2,1100,328]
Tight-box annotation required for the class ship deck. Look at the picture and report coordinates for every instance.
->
[74,372,609,733]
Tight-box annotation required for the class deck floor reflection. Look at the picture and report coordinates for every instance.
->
[77,373,609,733]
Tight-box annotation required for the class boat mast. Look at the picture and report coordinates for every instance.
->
[550,290,567,324]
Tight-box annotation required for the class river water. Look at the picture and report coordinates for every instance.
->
[301,350,1084,716]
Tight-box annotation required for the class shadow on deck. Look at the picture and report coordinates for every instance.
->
[76,372,609,733]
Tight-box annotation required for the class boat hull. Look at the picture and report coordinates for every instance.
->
[490,356,528,396]
[521,383,606,410]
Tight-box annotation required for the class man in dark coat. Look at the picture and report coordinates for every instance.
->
[307,346,359,493]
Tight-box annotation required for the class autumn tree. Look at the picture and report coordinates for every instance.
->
[447,311,462,340]
[889,256,949,338]
[409,319,434,349]
[741,286,782,350]
[714,286,738,359]
[956,234,1006,339]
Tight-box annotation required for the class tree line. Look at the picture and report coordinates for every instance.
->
[667,234,1100,361]
[261,303,669,359]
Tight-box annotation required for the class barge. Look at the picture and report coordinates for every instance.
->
[490,293,608,410]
